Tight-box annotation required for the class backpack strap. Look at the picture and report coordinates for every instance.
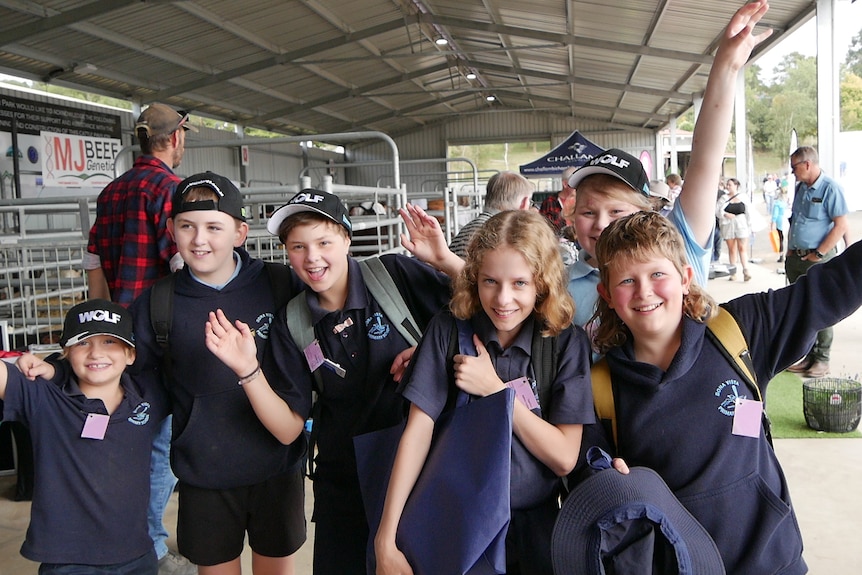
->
[358,257,421,346]
[590,357,617,448]
[286,292,324,479]
[530,324,557,419]
[150,273,177,349]
[706,307,758,398]
[149,273,178,379]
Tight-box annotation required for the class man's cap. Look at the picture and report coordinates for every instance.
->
[649,179,672,202]
[135,104,198,138]
[553,454,725,575]
[568,148,651,197]
[267,189,353,238]
[60,299,135,348]
[172,172,247,222]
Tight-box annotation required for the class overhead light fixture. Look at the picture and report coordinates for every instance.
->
[435,37,448,46]
[73,63,98,74]
[466,72,477,80]
[486,95,496,102]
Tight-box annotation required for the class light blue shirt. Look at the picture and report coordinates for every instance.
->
[788,172,848,250]
[567,203,710,328]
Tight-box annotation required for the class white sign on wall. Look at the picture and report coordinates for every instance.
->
[40,131,121,188]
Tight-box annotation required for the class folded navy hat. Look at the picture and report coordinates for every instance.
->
[568,148,651,197]
[172,172,247,222]
[60,299,135,348]
[553,448,725,575]
[267,189,352,238]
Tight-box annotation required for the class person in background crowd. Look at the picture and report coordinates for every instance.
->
[784,145,849,379]
[448,171,534,258]
[716,177,751,281]
[538,166,577,234]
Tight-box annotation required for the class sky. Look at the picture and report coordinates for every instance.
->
[755,1,862,84]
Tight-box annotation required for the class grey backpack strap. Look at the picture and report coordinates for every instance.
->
[286,292,323,479]
[358,257,421,347]
[286,292,316,354]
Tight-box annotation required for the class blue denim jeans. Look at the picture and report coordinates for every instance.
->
[39,549,157,575]
[148,416,178,560]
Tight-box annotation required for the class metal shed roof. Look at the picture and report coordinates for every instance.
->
[0,0,816,140]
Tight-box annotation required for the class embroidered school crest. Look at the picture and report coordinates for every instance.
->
[128,402,151,426]
[365,312,390,340]
[714,379,750,417]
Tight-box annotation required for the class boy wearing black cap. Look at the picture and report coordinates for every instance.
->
[565,1,772,328]
[128,172,307,574]
[3,299,168,575]
[257,189,450,574]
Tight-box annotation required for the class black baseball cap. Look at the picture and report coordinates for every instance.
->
[267,189,353,238]
[568,148,651,197]
[172,172,247,222]
[60,299,135,348]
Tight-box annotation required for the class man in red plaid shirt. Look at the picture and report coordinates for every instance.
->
[85,103,195,306]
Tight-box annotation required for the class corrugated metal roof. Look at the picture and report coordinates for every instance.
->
[0,0,817,140]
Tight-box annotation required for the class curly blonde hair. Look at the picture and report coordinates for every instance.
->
[591,211,716,353]
[450,210,574,336]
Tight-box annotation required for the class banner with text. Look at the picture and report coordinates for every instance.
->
[41,131,121,188]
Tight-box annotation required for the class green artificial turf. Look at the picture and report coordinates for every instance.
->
[765,372,862,439]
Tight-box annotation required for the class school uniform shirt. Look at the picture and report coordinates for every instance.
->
[567,204,710,328]
[600,239,862,574]
[2,367,168,565]
[401,310,595,509]
[788,171,848,250]
[129,248,307,490]
[264,254,450,519]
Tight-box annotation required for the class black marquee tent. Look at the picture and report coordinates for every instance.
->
[519,131,604,177]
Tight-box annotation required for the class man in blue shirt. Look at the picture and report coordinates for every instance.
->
[784,146,849,378]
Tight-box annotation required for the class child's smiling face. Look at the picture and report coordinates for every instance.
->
[285,220,351,309]
[572,184,645,260]
[598,253,693,342]
[169,210,247,285]
[477,246,537,349]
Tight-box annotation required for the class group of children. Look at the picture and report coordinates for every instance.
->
[1,2,849,575]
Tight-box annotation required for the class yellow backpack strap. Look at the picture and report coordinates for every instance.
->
[590,357,617,448]
[706,307,761,401]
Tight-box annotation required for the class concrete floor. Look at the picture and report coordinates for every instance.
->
[1,204,861,574]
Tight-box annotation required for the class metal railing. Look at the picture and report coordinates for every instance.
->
[0,182,408,350]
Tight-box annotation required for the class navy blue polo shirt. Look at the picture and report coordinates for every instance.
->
[2,365,168,565]
[402,310,594,507]
[264,254,451,519]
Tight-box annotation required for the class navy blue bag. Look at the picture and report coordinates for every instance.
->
[354,319,513,575]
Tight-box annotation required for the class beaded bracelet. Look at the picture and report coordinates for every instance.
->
[238,364,261,386]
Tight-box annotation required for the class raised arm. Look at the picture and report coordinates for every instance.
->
[399,203,465,278]
[679,0,772,245]
[204,309,306,445]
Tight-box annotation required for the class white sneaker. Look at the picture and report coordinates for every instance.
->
[158,550,197,575]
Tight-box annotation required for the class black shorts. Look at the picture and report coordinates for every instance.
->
[176,466,306,566]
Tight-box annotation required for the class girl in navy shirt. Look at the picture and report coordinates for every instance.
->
[375,210,594,575]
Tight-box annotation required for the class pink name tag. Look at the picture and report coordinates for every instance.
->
[303,340,325,372]
[81,413,110,440]
[506,377,540,411]
[732,398,763,438]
